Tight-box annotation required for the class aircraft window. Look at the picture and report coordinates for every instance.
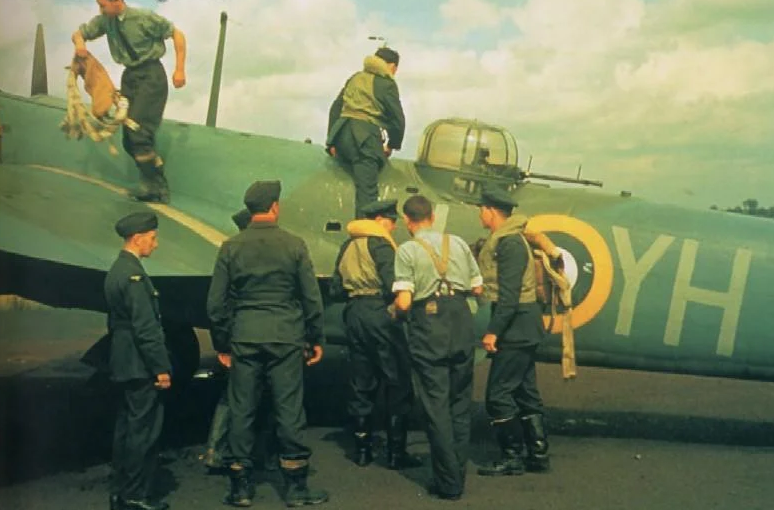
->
[324,221,342,232]
[405,186,419,194]
[478,130,509,166]
[424,123,468,170]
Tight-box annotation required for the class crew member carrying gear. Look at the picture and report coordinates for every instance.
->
[72,0,187,204]
[330,199,422,470]
[326,47,405,219]
[475,184,550,476]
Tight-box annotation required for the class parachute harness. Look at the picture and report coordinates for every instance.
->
[60,68,137,155]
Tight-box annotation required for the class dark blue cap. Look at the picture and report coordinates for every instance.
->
[244,180,281,213]
[375,47,399,65]
[361,199,398,220]
[477,183,518,211]
[115,212,158,238]
[231,208,252,231]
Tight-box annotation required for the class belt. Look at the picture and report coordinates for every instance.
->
[125,59,162,70]
[348,289,381,298]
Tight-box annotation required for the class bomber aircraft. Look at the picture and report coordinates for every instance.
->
[1,20,773,385]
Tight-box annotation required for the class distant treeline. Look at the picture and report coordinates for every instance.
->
[711,199,774,219]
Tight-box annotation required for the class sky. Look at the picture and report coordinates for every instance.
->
[1,0,772,210]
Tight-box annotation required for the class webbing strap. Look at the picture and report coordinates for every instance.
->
[413,235,450,278]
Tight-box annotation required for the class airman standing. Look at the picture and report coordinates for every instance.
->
[392,195,483,500]
[475,184,550,476]
[105,211,171,510]
[206,181,329,507]
[330,199,421,469]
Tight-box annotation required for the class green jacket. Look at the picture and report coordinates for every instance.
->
[79,6,174,68]
[327,55,405,150]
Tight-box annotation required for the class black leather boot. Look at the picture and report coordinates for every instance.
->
[282,464,329,507]
[224,464,255,507]
[203,399,230,472]
[353,415,373,467]
[131,159,169,204]
[477,418,525,476]
[522,414,550,472]
[386,415,422,470]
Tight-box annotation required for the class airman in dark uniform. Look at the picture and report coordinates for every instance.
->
[475,184,550,476]
[73,0,187,203]
[203,208,278,474]
[330,199,422,469]
[207,182,329,507]
[326,47,405,218]
[104,211,171,510]
[393,195,483,500]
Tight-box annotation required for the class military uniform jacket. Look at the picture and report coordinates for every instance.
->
[487,235,545,349]
[207,222,325,353]
[104,250,171,382]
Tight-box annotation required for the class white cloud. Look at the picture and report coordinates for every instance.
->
[0,0,772,209]
[439,0,504,34]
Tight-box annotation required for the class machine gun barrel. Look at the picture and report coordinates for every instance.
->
[523,171,603,188]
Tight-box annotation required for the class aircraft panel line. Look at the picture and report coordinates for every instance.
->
[27,164,228,247]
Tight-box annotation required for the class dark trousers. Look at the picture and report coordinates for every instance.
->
[407,295,474,496]
[345,297,414,417]
[485,346,544,421]
[208,378,277,464]
[228,342,311,469]
[120,60,168,160]
[112,379,164,500]
[333,119,386,218]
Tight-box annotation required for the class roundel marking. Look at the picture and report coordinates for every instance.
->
[528,214,614,332]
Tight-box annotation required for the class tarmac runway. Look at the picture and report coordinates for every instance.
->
[1,308,773,509]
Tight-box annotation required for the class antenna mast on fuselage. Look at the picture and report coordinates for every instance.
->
[206,11,228,127]
[31,23,48,96]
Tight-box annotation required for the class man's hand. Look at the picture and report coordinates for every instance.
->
[482,333,498,353]
[305,344,323,366]
[72,30,88,58]
[172,69,186,88]
[217,352,232,369]
[155,372,172,390]
[471,285,483,296]
[383,147,393,158]
[325,145,337,157]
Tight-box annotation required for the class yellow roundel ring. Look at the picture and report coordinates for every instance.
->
[528,214,614,332]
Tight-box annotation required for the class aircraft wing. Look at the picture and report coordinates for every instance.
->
[0,162,221,326]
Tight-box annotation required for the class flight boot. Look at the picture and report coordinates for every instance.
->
[353,415,373,467]
[386,415,422,470]
[203,399,230,473]
[477,418,525,476]
[281,464,329,507]
[521,414,550,472]
[131,158,170,204]
[224,464,255,507]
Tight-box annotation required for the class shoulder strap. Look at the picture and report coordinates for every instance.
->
[413,235,450,277]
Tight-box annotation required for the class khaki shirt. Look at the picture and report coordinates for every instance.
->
[80,7,174,67]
